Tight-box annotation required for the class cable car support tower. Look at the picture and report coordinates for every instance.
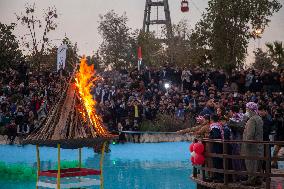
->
[142,0,174,64]
[142,0,173,40]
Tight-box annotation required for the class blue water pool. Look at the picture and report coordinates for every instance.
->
[0,142,195,189]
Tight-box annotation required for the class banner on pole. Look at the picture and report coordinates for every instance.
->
[57,44,68,71]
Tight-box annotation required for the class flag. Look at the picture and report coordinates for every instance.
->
[138,47,142,70]
[57,44,68,71]
[138,46,142,60]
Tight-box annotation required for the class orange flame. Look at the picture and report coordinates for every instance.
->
[75,56,109,137]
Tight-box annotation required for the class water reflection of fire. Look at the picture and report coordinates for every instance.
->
[75,56,110,137]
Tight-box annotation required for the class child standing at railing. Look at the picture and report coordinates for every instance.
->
[209,114,224,182]
[227,105,246,181]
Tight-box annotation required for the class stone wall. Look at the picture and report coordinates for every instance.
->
[122,132,194,143]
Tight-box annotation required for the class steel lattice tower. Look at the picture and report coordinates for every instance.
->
[142,0,173,40]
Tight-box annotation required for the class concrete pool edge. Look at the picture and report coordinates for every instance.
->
[0,133,195,144]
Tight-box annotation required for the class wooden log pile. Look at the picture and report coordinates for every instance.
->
[26,79,98,142]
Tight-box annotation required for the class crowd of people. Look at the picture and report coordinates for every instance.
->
[187,101,284,185]
[93,67,284,132]
[1,65,284,143]
[0,66,66,143]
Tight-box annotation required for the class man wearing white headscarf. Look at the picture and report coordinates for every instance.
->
[242,102,263,186]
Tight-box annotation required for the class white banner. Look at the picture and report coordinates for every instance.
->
[57,44,68,71]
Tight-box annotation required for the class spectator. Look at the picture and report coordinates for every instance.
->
[199,99,215,116]
[209,114,224,182]
[258,105,273,141]
[227,105,246,180]
[6,119,17,144]
[241,102,263,186]
[181,69,191,91]
[175,103,185,120]
[216,70,226,91]
[271,109,284,168]
[245,70,254,91]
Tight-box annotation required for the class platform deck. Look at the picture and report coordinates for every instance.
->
[191,168,284,189]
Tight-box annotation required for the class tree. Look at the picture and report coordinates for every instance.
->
[62,37,79,72]
[137,31,166,67]
[251,48,274,70]
[170,20,192,67]
[30,36,79,72]
[98,10,136,70]
[16,3,58,71]
[137,20,192,68]
[188,33,212,68]
[0,22,24,70]
[190,0,282,72]
[265,41,284,68]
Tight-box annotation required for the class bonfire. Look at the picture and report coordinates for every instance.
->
[25,56,112,144]
[75,56,109,137]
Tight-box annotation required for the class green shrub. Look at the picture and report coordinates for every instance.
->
[0,161,36,181]
[0,160,84,181]
[139,114,196,132]
[140,120,156,131]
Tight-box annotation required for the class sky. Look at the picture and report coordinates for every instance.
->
[1,0,284,65]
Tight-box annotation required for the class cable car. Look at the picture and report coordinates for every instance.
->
[181,0,189,12]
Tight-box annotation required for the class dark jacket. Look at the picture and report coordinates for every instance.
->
[275,118,284,141]
[262,115,273,141]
